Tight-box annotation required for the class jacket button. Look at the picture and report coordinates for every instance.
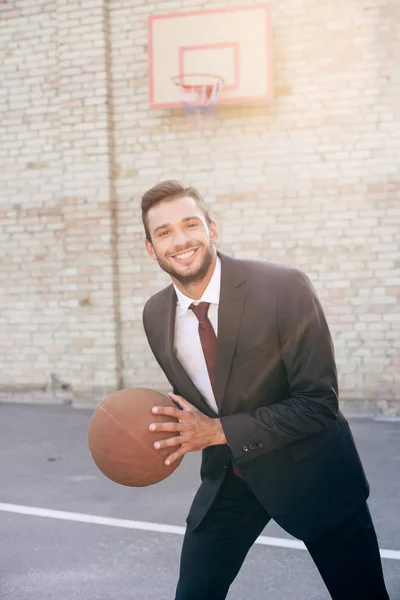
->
[242,445,249,452]
[249,444,255,451]
[257,442,263,449]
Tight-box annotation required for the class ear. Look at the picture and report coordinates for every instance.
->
[145,238,157,261]
[209,220,219,244]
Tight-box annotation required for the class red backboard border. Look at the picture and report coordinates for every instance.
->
[148,4,273,110]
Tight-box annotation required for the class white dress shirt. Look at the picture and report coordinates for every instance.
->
[173,256,221,415]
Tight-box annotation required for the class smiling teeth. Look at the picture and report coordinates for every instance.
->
[175,250,195,260]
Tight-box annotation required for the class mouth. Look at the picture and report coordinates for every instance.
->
[170,248,199,263]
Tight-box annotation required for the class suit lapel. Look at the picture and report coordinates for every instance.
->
[162,285,217,418]
[215,254,247,412]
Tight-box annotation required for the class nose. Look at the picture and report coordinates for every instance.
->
[171,227,190,247]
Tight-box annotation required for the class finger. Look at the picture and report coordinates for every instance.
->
[165,447,186,466]
[153,436,182,450]
[149,421,185,433]
[151,406,189,419]
[168,393,195,411]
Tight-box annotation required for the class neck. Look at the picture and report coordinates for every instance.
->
[172,254,217,300]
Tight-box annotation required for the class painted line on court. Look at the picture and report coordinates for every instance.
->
[1,502,399,561]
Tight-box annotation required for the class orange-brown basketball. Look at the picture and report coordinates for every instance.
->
[88,388,183,487]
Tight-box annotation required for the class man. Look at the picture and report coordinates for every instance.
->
[141,180,389,600]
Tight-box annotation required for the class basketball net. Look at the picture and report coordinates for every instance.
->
[172,74,224,128]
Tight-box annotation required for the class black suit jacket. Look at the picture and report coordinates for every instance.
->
[142,253,369,541]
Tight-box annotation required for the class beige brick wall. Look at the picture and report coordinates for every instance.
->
[0,0,119,400]
[1,0,399,414]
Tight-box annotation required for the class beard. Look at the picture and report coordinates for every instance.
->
[154,242,215,285]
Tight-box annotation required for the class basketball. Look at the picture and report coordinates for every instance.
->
[88,387,183,487]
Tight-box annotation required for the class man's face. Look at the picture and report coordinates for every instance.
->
[145,196,218,285]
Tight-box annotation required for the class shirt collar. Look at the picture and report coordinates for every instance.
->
[174,256,221,313]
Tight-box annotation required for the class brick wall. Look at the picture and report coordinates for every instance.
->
[0,0,119,401]
[1,0,399,414]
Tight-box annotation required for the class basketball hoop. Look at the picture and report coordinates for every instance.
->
[171,73,224,127]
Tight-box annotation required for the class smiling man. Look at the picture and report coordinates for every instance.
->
[141,180,389,600]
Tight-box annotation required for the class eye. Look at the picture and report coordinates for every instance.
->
[159,230,169,237]
[186,222,197,228]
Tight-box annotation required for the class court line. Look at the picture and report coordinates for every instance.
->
[0,502,399,561]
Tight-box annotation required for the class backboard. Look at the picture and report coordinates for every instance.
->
[148,5,273,109]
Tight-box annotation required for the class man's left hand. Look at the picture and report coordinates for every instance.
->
[149,393,227,466]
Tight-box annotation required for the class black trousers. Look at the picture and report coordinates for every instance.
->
[175,469,389,600]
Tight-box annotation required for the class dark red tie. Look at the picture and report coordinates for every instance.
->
[189,302,217,396]
[190,302,243,479]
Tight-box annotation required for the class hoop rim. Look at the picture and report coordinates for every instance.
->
[171,72,225,89]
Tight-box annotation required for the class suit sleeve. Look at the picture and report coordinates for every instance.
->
[142,300,178,395]
[219,269,339,465]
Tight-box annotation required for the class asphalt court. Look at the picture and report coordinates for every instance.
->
[0,402,399,599]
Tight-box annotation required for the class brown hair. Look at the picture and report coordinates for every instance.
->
[141,180,212,242]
